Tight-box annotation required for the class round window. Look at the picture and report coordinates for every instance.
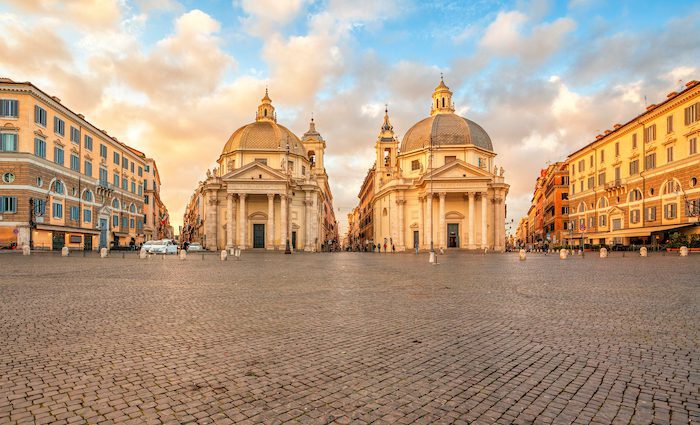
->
[691,177,698,188]
[2,172,14,183]
[36,177,43,187]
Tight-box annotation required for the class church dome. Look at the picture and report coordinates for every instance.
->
[220,89,306,157]
[400,77,493,153]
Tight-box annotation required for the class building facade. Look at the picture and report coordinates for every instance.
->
[522,162,569,247]
[566,80,700,247]
[358,78,509,252]
[0,79,167,250]
[181,91,337,251]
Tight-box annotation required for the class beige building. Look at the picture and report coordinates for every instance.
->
[362,78,509,252]
[0,78,168,250]
[566,80,700,247]
[182,90,336,251]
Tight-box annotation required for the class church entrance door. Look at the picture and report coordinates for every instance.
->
[253,224,265,248]
[447,223,459,248]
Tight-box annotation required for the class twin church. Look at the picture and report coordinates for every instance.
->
[181,78,509,252]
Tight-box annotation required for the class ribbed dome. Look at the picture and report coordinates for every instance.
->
[400,113,493,153]
[221,121,306,157]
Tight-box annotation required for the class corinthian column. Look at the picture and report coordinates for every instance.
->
[238,193,247,249]
[226,193,235,250]
[267,194,275,250]
[397,198,405,250]
[438,192,446,250]
[427,193,433,249]
[468,192,475,249]
[481,192,488,249]
[280,195,288,250]
[417,196,424,249]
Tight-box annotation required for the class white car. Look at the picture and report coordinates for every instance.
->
[141,240,157,252]
[187,243,203,252]
[150,240,178,254]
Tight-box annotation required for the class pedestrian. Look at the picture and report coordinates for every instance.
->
[392,244,395,252]
[383,243,387,252]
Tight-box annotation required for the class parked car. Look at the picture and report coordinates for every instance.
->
[187,243,203,252]
[150,240,178,254]
[141,240,157,252]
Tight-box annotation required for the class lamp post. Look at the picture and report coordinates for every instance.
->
[284,141,292,254]
[429,134,437,264]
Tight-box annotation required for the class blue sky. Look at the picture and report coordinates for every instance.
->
[1,0,698,233]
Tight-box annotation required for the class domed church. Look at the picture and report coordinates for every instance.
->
[365,77,509,251]
[182,90,338,251]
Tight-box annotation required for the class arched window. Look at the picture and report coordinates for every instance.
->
[442,97,445,107]
[83,190,93,202]
[436,99,439,108]
[598,197,608,209]
[130,204,136,213]
[308,151,316,166]
[264,109,267,117]
[628,188,643,202]
[577,202,586,213]
[52,180,64,194]
[112,199,120,209]
[383,208,388,216]
[662,179,680,195]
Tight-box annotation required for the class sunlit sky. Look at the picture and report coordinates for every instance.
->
[1,0,698,235]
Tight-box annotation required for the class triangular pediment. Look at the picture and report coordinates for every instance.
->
[608,205,625,215]
[223,161,288,181]
[420,159,492,182]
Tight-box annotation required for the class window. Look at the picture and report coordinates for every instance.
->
[70,126,80,143]
[99,168,108,186]
[578,160,584,172]
[598,172,606,186]
[138,184,142,196]
[145,165,150,173]
[34,138,46,158]
[113,173,119,187]
[579,180,583,192]
[600,150,605,163]
[0,99,18,117]
[589,155,593,167]
[34,199,46,215]
[69,206,79,221]
[579,218,585,230]
[630,209,640,224]
[646,206,656,221]
[84,160,92,177]
[667,146,674,163]
[632,134,637,149]
[598,198,608,208]
[113,152,120,165]
[34,105,47,126]
[691,177,698,188]
[577,202,586,213]
[54,116,65,136]
[629,189,643,202]
[412,160,420,170]
[131,181,136,193]
[113,215,118,227]
[0,196,17,213]
[614,166,621,182]
[144,195,149,205]
[301,165,306,175]
[588,216,595,229]
[664,203,677,219]
[54,146,64,165]
[130,218,135,229]
[0,133,18,151]
[84,191,93,202]
[615,142,620,156]
[599,215,607,227]
[100,144,107,159]
[644,125,656,143]
[130,162,134,173]
[612,218,622,230]
[70,154,80,172]
[138,166,142,177]
[122,217,128,228]
[587,176,594,190]
[122,157,128,169]
[629,159,639,175]
[665,180,678,195]
[122,177,127,190]
[52,203,63,218]
[687,199,700,217]
[684,102,699,125]
[561,192,569,200]
[690,138,698,155]
[84,135,93,151]
[644,153,656,170]
[562,176,569,185]
[137,220,143,230]
[445,156,457,165]
[84,208,92,223]
[667,115,673,133]
[53,180,64,194]
[561,206,569,214]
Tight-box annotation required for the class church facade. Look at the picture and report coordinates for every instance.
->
[362,78,509,252]
[181,91,337,251]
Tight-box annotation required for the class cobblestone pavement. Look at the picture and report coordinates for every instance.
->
[0,251,698,425]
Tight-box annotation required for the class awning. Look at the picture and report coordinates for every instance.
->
[35,224,100,235]
[113,232,130,237]
[566,223,695,239]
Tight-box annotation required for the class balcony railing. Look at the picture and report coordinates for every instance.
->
[604,179,623,190]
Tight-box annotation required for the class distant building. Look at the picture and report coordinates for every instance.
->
[522,162,569,246]
[566,80,700,247]
[0,78,169,250]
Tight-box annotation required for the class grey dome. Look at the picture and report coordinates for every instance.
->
[400,113,493,153]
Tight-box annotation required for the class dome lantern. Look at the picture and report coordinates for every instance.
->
[256,87,276,122]
[430,74,455,116]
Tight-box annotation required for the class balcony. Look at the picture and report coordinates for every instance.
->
[604,179,624,191]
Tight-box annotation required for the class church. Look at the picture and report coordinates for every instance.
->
[181,90,337,251]
[359,77,509,252]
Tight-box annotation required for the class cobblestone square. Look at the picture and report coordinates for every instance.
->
[1,252,698,424]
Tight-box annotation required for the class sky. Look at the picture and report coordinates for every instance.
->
[1,0,699,236]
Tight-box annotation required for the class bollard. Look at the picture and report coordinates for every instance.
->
[61,246,69,257]
[179,250,187,260]
[234,248,242,260]
[100,247,108,258]
[139,249,147,259]
[519,249,526,261]
[680,246,689,257]
[559,249,568,259]
[429,251,436,263]
[600,247,608,258]
[22,245,30,256]
[640,247,648,257]
[220,250,228,261]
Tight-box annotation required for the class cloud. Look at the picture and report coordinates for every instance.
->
[3,0,122,28]
[237,0,308,36]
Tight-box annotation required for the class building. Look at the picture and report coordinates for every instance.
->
[515,216,528,247]
[356,77,509,252]
[566,80,700,247]
[181,90,336,251]
[0,78,168,250]
[356,166,375,250]
[521,162,569,247]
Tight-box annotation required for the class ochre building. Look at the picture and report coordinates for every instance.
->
[566,80,700,247]
[181,91,337,251]
[358,78,510,252]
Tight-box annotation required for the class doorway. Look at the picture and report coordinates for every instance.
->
[447,223,459,248]
[413,231,419,249]
[291,231,297,250]
[99,218,108,249]
[253,224,265,248]
[84,235,92,251]
[52,232,65,250]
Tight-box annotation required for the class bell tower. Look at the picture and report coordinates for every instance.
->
[256,88,276,122]
[301,115,326,176]
[375,106,399,177]
[430,74,455,116]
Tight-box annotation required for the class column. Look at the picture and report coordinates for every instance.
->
[267,194,275,250]
[417,196,424,249]
[497,194,505,252]
[304,191,312,251]
[481,192,488,249]
[206,194,218,251]
[468,192,475,249]
[280,194,288,250]
[226,193,235,250]
[438,192,446,249]
[238,193,247,249]
[427,193,433,249]
[396,198,405,250]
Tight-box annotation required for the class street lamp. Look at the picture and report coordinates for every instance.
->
[284,141,292,254]
[429,134,437,265]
